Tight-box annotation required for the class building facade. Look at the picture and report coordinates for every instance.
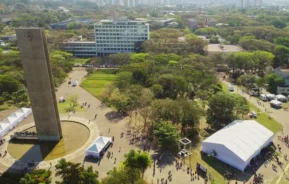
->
[94,19,149,56]
[62,19,149,57]
[62,41,96,57]
[275,68,289,95]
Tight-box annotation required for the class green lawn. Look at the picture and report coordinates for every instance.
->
[220,82,282,133]
[57,102,86,114]
[248,102,282,133]
[80,69,118,99]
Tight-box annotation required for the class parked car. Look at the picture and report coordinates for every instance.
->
[276,94,287,102]
[260,94,267,101]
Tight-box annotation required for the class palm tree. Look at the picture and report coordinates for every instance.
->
[19,174,36,184]
[82,166,99,184]
[55,158,69,183]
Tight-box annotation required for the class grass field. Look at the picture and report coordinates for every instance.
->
[80,69,118,99]
[57,102,86,114]
[220,82,282,133]
[248,102,282,133]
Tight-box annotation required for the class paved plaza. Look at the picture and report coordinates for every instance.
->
[0,69,200,184]
[0,69,289,184]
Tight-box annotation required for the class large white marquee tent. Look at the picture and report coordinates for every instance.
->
[201,120,274,171]
[86,136,112,158]
[0,108,32,139]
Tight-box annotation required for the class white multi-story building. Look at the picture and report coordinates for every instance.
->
[94,19,149,56]
[62,19,149,57]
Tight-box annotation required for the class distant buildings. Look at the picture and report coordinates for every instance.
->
[240,0,262,7]
[0,15,13,24]
[123,0,136,7]
[63,19,149,57]
[187,18,198,30]
[187,18,216,30]
[151,18,176,27]
[50,18,95,29]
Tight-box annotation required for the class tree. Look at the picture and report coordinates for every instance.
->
[274,37,289,47]
[116,72,133,90]
[209,36,220,44]
[272,20,287,29]
[157,74,187,99]
[109,88,130,113]
[124,150,152,178]
[265,73,285,94]
[139,88,154,128]
[253,50,274,76]
[101,167,146,184]
[274,45,289,67]
[55,159,99,184]
[207,92,235,128]
[231,94,249,118]
[153,121,180,152]
[67,94,79,112]
[82,166,99,184]
[150,84,163,98]
[19,174,36,184]
[0,75,20,95]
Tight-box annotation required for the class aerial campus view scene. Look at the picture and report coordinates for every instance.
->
[1,0,289,184]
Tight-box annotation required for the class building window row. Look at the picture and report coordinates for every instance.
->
[96,33,147,36]
[96,37,147,40]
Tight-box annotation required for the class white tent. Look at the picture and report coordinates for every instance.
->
[86,136,112,158]
[201,120,274,171]
[0,108,32,139]
[17,108,32,117]
[0,123,11,138]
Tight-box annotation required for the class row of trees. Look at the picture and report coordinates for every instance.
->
[225,50,274,78]
[0,49,77,107]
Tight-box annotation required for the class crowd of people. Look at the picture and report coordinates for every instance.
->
[13,131,37,137]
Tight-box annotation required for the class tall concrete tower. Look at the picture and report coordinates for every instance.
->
[16,28,62,142]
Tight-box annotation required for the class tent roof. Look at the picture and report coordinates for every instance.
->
[203,120,273,162]
[86,136,112,154]
[0,123,10,130]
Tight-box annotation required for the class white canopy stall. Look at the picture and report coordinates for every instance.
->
[86,136,112,158]
[201,120,274,171]
[0,123,11,139]
[0,107,32,139]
